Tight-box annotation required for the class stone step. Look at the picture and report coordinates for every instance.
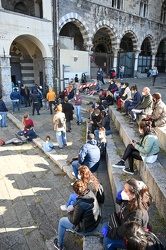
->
[108,106,166,220]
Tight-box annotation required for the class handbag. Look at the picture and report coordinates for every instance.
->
[96,183,105,204]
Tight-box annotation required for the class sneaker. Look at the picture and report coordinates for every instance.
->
[72,172,81,179]
[53,238,65,250]
[60,205,67,211]
[123,168,134,175]
[112,160,125,168]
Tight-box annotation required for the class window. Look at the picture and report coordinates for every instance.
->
[112,0,123,10]
[139,0,148,17]
[161,0,166,24]
[14,2,28,15]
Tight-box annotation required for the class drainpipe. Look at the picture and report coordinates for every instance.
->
[53,0,60,94]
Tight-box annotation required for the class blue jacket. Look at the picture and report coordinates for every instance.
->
[43,141,54,152]
[0,100,8,112]
[78,139,100,169]
[10,91,20,100]
[24,128,37,140]
[132,91,142,105]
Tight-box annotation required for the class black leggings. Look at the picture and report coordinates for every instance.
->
[122,144,142,171]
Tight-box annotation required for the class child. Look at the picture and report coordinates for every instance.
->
[43,135,54,152]
[22,124,37,141]
[60,193,78,211]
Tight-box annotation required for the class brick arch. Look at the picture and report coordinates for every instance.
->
[140,34,157,53]
[58,13,90,44]
[120,30,138,51]
[92,20,118,49]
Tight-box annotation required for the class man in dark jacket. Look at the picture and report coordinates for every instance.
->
[62,96,74,132]
[72,133,100,179]
[10,88,21,112]
[30,89,40,115]
[0,95,8,127]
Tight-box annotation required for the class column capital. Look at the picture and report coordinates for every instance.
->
[112,48,119,56]
[84,43,93,52]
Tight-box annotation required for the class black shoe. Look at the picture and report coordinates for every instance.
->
[63,144,67,147]
[112,160,125,168]
[53,238,65,250]
[123,168,134,175]
[37,113,40,115]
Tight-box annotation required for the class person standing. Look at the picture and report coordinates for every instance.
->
[74,89,82,125]
[53,104,67,149]
[20,83,25,104]
[151,66,158,86]
[46,88,56,114]
[119,66,125,80]
[96,69,102,92]
[24,86,30,107]
[62,96,74,132]
[30,89,40,115]
[0,95,8,127]
[10,88,21,113]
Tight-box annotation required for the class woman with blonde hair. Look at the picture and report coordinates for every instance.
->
[53,104,67,149]
[78,165,99,195]
[17,113,34,136]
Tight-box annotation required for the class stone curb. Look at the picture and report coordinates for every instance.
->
[108,106,166,220]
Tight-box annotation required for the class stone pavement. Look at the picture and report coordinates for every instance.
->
[0,100,113,249]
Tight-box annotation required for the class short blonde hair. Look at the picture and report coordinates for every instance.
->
[56,104,62,112]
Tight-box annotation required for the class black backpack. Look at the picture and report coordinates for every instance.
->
[96,183,105,204]
[147,232,165,250]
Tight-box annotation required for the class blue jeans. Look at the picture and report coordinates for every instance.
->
[12,100,20,112]
[74,106,82,123]
[72,160,81,179]
[124,101,135,113]
[66,193,78,207]
[119,72,124,79]
[58,217,93,247]
[0,112,7,127]
[96,80,101,92]
[102,222,126,250]
[56,130,67,148]
[94,129,111,141]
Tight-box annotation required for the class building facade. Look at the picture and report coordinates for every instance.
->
[58,0,166,77]
[0,0,166,102]
[0,0,53,102]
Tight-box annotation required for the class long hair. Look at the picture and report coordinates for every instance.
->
[126,178,151,211]
[73,180,87,196]
[78,166,99,192]
[22,114,28,125]
[139,121,156,144]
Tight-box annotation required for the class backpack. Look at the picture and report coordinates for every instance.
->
[96,183,105,204]
[57,117,65,128]
[112,71,116,77]
[147,232,165,250]
[12,138,25,146]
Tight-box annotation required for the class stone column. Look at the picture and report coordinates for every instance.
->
[113,49,119,72]
[42,0,52,20]
[85,43,93,77]
[43,57,54,89]
[0,56,11,103]
[0,0,3,9]
[134,50,141,77]
[151,52,156,69]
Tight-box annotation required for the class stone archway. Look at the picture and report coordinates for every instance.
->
[156,38,166,72]
[118,31,138,77]
[59,13,90,49]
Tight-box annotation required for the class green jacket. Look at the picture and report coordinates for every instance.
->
[135,134,159,157]
[135,94,153,115]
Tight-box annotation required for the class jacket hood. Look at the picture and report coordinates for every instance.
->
[87,139,97,146]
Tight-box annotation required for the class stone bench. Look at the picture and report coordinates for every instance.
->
[108,106,166,220]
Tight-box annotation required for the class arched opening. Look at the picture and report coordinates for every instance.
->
[10,35,44,90]
[14,2,28,15]
[118,33,136,77]
[138,37,152,73]
[92,28,113,77]
[59,23,84,51]
[155,39,166,73]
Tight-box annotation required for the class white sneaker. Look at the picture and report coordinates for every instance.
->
[72,172,81,179]
[60,205,67,211]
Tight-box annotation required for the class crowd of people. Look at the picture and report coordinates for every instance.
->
[0,73,166,250]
